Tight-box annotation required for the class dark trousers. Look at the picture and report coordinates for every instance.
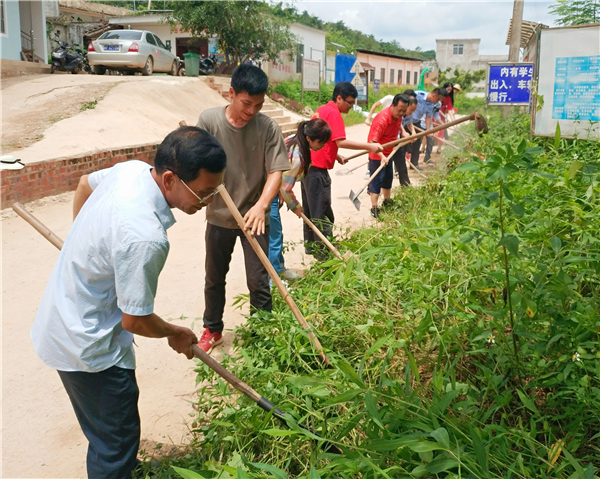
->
[409,123,423,167]
[57,366,140,479]
[301,167,334,259]
[424,135,435,163]
[203,222,271,333]
[391,145,411,187]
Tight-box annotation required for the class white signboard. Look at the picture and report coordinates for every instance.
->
[350,60,365,74]
[302,59,320,92]
[533,24,600,139]
[351,73,365,88]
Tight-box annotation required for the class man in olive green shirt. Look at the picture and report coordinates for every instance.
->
[196,64,289,353]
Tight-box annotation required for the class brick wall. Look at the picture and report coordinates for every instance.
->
[1,143,159,209]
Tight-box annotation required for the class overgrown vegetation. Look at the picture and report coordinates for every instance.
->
[439,67,486,92]
[143,112,599,479]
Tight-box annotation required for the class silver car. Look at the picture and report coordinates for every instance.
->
[88,29,178,76]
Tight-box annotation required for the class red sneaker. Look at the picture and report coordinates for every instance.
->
[198,328,223,353]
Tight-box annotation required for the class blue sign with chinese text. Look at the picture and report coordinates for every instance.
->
[374,79,380,94]
[487,63,534,105]
[552,55,600,121]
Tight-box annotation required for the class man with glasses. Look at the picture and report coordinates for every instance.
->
[32,126,226,479]
[303,81,383,259]
[196,64,290,353]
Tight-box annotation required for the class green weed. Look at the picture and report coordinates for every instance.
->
[149,112,600,479]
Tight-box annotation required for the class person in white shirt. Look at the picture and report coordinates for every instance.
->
[31,126,226,479]
[364,94,396,126]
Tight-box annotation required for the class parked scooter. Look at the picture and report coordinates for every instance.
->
[198,54,218,76]
[50,33,85,74]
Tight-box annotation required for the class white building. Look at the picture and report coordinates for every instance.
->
[436,38,507,73]
[1,0,54,63]
[262,23,327,83]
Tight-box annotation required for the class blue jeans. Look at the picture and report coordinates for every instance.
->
[268,196,285,274]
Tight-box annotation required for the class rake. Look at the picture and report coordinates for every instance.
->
[11,202,342,454]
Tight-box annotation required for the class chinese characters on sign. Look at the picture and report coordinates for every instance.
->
[487,63,534,105]
[552,55,600,122]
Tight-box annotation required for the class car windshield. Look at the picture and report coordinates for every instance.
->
[100,31,142,40]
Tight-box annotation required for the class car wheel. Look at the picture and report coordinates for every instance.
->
[94,66,106,75]
[170,60,178,76]
[141,57,153,76]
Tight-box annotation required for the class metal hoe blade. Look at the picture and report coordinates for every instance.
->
[349,190,361,210]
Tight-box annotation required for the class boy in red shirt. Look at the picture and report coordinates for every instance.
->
[302,82,383,259]
[367,94,410,218]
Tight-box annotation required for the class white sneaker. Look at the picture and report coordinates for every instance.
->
[363,171,370,180]
[281,269,300,281]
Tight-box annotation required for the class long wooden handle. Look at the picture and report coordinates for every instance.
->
[300,213,343,261]
[192,344,261,402]
[217,186,331,366]
[414,125,459,150]
[352,141,403,199]
[12,202,64,250]
[343,112,476,163]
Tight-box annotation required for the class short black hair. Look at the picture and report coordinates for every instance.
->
[154,126,226,183]
[403,89,416,97]
[392,94,411,106]
[431,87,448,97]
[332,81,358,101]
[231,64,269,96]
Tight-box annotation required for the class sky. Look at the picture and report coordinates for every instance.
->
[293,0,558,55]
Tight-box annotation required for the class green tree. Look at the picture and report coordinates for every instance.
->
[439,67,486,91]
[170,1,297,64]
[326,31,355,55]
[548,0,600,25]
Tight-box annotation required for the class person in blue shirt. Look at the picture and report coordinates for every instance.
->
[31,126,226,479]
[407,88,447,169]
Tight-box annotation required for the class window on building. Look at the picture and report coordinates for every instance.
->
[296,44,304,73]
[0,0,5,35]
[453,43,464,55]
[398,70,402,84]
[390,69,394,85]
[369,70,375,82]
[414,71,418,85]
[380,68,385,84]
[406,71,411,84]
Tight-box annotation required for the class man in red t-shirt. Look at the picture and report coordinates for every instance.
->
[301,81,383,259]
[367,94,409,218]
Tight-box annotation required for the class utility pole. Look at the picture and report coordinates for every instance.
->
[504,0,524,118]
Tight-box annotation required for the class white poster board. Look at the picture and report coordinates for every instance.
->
[533,24,600,139]
[302,59,320,92]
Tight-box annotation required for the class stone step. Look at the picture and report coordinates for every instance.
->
[273,115,291,125]
[279,122,299,134]
[262,109,284,118]
[261,103,277,111]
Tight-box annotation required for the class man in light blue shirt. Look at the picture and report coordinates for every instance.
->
[31,126,226,479]
[407,88,447,169]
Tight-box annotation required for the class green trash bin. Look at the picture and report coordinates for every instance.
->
[183,53,200,77]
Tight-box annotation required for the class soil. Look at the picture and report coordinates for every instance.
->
[1,78,435,477]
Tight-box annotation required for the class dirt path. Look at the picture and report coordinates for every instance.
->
[1,121,430,478]
[1,74,228,163]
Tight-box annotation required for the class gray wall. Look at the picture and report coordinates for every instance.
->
[1,0,23,61]
[436,39,481,72]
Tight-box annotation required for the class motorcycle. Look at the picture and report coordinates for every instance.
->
[198,54,218,75]
[50,33,86,74]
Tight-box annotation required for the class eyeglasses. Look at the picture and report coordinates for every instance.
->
[343,98,356,107]
[166,168,222,205]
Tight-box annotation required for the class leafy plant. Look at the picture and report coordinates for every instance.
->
[147,113,600,479]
